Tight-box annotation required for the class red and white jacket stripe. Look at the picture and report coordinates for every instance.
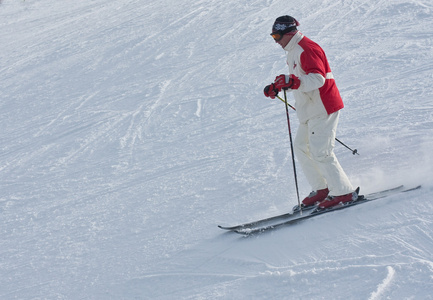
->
[284,31,344,123]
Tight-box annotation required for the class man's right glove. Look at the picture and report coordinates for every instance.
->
[274,74,300,91]
[263,83,279,99]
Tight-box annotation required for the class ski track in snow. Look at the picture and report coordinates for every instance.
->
[369,266,395,300]
[1,0,433,299]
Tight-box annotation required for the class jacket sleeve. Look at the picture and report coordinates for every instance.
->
[299,73,325,92]
[298,46,327,92]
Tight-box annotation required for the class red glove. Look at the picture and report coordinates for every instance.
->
[264,83,279,99]
[274,74,300,90]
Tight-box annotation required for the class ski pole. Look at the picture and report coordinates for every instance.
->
[283,90,302,214]
[275,95,359,155]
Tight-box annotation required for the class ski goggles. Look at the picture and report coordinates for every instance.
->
[270,31,285,41]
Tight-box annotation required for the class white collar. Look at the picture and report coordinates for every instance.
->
[284,31,304,51]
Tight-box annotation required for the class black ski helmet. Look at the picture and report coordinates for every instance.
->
[271,15,300,35]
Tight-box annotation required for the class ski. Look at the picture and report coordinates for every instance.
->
[218,185,404,232]
[233,185,421,235]
[218,206,313,231]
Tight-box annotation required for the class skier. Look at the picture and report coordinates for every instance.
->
[264,15,357,209]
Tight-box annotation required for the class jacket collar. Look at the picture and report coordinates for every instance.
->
[284,31,304,51]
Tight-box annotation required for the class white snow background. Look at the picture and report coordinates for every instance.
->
[1,0,433,299]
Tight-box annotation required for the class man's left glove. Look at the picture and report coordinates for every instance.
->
[274,74,300,91]
[263,83,279,99]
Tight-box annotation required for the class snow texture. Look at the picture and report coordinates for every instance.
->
[1,0,433,299]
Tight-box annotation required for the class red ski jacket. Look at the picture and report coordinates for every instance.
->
[284,31,344,123]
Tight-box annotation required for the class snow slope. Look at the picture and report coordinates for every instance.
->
[1,0,433,298]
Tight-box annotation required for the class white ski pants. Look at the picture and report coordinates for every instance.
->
[294,111,354,196]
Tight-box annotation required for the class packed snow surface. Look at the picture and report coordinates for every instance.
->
[1,0,433,299]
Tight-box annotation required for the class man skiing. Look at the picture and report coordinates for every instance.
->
[264,15,357,209]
